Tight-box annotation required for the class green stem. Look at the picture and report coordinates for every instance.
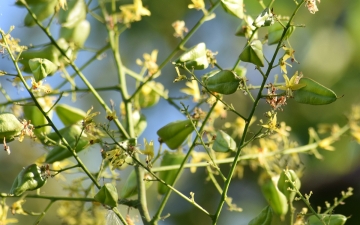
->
[33,200,54,225]
[212,2,306,224]
[1,31,101,189]
[129,0,221,101]
[151,99,217,224]
[21,1,129,139]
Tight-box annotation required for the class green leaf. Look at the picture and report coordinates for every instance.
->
[221,0,244,19]
[176,43,209,70]
[212,130,237,152]
[205,70,240,94]
[294,77,337,105]
[55,104,87,126]
[94,183,118,208]
[24,1,57,27]
[158,151,185,195]
[308,214,347,225]
[239,40,264,67]
[248,205,273,225]
[157,120,194,150]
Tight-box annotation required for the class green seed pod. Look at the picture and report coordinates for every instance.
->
[119,170,153,199]
[158,151,185,195]
[58,0,87,28]
[23,98,53,138]
[253,7,274,28]
[28,58,57,82]
[212,130,237,152]
[135,81,164,108]
[221,0,244,19]
[239,40,264,67]
[308,214,347,225]
[0,113,23,142]
[294,77,337,105]
[268,22,295,45]
[234,66,247,77]
[55,104,86,126]
[277,169,301,202]
[248,205,273,225]
[45,124,88,163]
[157,120,194,150]
[261,176,288,217]
[20,45,60,73]
[94,183,118,208]
[205,70,240,95]
[24,1,57,27]
[59,20,91,48]
[132,111,147,137]
[176,43,209,70]
[10,164,47,196]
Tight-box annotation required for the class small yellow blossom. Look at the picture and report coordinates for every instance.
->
[278,72,305,97]
[119,0,151,25]
[136,49,160,77]
[141,138,154,166]
[262,112,279,133]
[279,46,298,74]
[188,0,205,10]
[180,79,201,102]
[30,77,51,93]
[172,20,188,38]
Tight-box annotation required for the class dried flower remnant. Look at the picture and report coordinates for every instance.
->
[305,0,320,14]
[206,50,218,68]
[172,20,188,38]
[30,78,51,94]
[266,83,287,111]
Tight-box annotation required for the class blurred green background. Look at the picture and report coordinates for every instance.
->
[0,0,360,224]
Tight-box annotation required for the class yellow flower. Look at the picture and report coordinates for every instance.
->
[140,138,154,165]
[136,49,160,77]
[188,0,205,10]
[119,0,151,25]
[180,79,201,102]
[278,72,305,97]
[262,112,279,133]
[279,46,298,74]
